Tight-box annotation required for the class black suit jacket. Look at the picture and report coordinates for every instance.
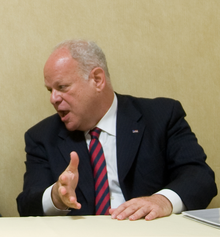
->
[17,94,217,216]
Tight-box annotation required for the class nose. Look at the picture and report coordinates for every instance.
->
[50,89,62,105]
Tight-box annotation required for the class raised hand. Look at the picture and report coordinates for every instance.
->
[51,151,81,210]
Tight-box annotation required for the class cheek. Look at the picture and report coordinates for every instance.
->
[67,87,94,113]
[63,93,77,107]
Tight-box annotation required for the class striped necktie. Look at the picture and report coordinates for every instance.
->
[89,127,110,215]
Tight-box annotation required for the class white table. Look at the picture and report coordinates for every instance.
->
[0,214,219,236]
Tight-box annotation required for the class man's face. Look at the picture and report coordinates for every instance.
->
[44,48,98,131]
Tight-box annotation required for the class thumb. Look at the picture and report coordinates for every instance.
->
[66,151,79,173]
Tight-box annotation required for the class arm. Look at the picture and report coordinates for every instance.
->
[110,99,217,220]
[16,131,54,216]
[16,131,81,216]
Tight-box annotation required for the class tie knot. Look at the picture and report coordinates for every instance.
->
[89,127,101,139]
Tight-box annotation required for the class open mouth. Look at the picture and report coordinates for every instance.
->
[58,110,69,119]
[61,111,69,117]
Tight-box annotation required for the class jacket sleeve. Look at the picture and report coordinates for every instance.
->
[16,131,54,216]
[163,100,217,210]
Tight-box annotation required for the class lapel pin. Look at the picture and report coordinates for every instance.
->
[132,130,139,133]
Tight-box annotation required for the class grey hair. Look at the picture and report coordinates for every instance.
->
[53,39,110,81]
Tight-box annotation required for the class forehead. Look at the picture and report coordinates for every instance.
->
[44,48,81,84]
[45,48,79,72]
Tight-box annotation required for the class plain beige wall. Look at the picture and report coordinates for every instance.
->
[0,0,219,217]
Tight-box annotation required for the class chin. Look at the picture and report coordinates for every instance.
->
[64,123,78,131]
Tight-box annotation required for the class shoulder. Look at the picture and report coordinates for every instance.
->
[116,93,185,118]
[25,113,64,139]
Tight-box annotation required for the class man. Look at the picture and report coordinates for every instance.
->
[17,39,217,220]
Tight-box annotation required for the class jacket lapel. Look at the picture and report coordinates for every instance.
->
[116,94,146,186]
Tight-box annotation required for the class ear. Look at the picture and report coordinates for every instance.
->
[89,67,106,91]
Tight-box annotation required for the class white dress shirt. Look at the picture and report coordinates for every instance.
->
[43,93,185,215]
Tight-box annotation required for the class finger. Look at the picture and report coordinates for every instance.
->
[116,206,140,220]
[59,186,67,196]
[59,173,67,183]
[58,187,81,209]
[69,196,82,209]
[110,203,128,219]
[129,207,151,221]
[111,202,139,220]
[109,208,116,214]
[145,209,158,221]
[65,196,81,209]
[66,151,79,173]
[59,172,75,185]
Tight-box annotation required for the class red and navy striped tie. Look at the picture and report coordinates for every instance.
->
[89,127,110,215]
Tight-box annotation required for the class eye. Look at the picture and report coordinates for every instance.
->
[59,85,66,90]
[58,85,69,91]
